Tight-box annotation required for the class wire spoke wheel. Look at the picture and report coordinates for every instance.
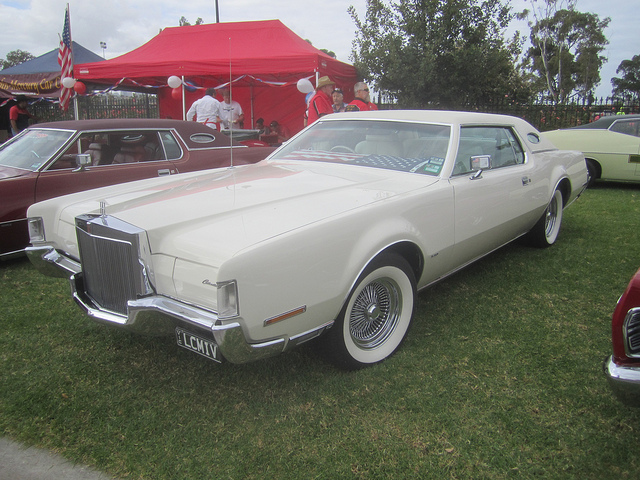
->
[323,253,416,370]
[349,278,401,350]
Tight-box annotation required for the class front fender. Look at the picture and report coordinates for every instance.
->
[219,183,454,344]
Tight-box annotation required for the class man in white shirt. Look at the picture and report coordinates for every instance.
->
[186,88,220,129]
[217,88,244,130]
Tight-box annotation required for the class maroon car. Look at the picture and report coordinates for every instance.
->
[604,267,640,407]
[0,119,273,259]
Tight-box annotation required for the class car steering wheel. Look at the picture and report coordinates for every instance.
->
[330,145,355,153]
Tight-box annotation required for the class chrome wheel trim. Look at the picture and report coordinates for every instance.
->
[544,190,562,242]
[349,277,401,350]
[338,259,415,366]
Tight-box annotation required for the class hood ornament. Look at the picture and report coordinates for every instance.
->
[99,200,107,217]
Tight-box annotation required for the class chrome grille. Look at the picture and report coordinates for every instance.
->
[625,308,640,357]
[76,215,152,316]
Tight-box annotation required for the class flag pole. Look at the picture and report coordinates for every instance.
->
[229,37,233,168]
[181,76,186,120]
[58,3,74,115]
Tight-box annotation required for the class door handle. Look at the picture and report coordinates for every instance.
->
[522,176,531,186]
[158,169,172,177]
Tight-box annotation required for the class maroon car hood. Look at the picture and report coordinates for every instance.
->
[0,165,31,180]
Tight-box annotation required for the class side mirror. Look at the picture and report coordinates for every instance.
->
[73,153,92,171]
[471,154,491,171]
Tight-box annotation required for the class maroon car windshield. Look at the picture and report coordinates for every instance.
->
[0,129,74,171]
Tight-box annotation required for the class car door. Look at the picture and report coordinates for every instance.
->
[607,118,640,180]
[0,171,39,256]
[33,130,179,204]
[449,126,543,265]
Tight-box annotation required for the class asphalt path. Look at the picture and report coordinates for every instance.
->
[0,437,116,480]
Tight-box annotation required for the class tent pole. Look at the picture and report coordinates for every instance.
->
[73,95,79,120]
[181,75,185,120]
[250,84,254,129]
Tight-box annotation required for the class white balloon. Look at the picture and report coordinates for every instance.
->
[167,76,182,89]
[297,78,314,94]
[61,77,76,88]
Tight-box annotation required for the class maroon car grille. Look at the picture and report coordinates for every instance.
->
[626,308,640,357]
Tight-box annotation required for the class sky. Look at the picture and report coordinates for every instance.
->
[0,0,636,98]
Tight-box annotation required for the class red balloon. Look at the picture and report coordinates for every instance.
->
[171,88,182,100]
[73,81,86,94]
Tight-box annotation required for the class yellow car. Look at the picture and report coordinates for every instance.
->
[543,115,640,185]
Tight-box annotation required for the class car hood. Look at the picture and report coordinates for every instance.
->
[0,165,31,180]
[35,159,440,265]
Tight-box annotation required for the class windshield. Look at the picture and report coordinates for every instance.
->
[0,129,74,171]
[271,119,451,176]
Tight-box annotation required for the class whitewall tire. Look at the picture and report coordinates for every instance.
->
[324,253,416,369]
[525,188,564,248]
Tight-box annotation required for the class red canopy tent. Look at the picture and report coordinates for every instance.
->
[76,20,359,134]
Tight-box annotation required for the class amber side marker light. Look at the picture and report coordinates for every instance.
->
[264,306,307,326]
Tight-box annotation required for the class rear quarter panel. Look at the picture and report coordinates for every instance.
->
[543,129,639,182]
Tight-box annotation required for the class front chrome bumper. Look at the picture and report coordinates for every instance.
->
[603,355,640,407]
[26,245,287,364]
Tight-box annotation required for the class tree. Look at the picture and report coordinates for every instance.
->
[320,49,336,59]
[1,49,35,70]
[612,55,640,100]
[304,39,337,59]
[349,0,527,108]
[519,0,610,103]
[179,16,203,26]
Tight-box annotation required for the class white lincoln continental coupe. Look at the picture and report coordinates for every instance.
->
[26,111,588,369]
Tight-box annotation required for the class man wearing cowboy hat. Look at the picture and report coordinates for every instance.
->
[306,76,336,125]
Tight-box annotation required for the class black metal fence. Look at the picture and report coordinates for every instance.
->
[464,97,639,131]
[379,96,640,131]
[29,92,639,132]
[30,93,159,124]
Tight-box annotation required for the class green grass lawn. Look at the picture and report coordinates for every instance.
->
[1,183,639,479]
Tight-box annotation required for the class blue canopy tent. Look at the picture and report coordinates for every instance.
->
[0,42,103,98]
[0,42,103,139]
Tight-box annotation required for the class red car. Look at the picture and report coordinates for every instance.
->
[0,119,273,259]
[604,267,640,407]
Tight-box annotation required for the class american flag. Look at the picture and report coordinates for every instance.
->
[281,150,445,175]
[57,4,73,111]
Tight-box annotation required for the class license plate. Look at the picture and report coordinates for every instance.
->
[175,327,221,363]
